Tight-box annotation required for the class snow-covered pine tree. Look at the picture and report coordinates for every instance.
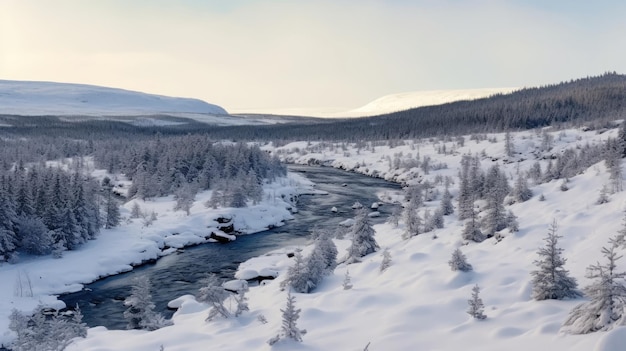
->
[606,138,624,193]
[304,242,327,293]
[280,248,310,293]
[596,185,610,205]
[504,131,514,157]
[104,190,121,229]
[530,220,580,300]
[388,206,402,228]
[457,155,474,220]
[380,248,392,272]
[467,284,487,320]
[9,304,88,351]
[130,202,142,219]
[15,215,52,255]
[512,174,533,203]
[482,164,509,238]
[449,248,473,272]
[562,237,626,334]
[268,291,306,345]
[343,270,353,290]
[197,273,232,321]
[402,197,422,239]
[312,229,338,273]
[123,276,171,330]
[462,205,484,243]
[0,190,18,261]
[234,287,249,317]
[173,182,196,215]
[440,185,454,216]
[505,210,519,233]
[345,209,379,263]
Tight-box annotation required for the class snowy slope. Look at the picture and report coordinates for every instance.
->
[5,125,626,350]
[0,80,228,116]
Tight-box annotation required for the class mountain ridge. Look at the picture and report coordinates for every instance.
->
[0,80,227,116]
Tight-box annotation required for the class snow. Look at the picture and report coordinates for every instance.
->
[0,170,313,346]
[5,124,626,350]
[0,80,227,116]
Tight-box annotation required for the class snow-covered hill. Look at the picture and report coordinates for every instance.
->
[0,80,228,116]
[344,87,517,117]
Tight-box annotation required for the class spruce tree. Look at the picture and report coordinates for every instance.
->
[268,291,306,345]
[345,210,379,264]
[197,274,231,321]
[380,248,392,272]
[402,197,422,239]
[530,220,580,300]
[342,270,353,290]
[440,186,454,215]
[449,248,473,272]
[104,190,121,229]
[123,276,171,330]
[467,284,487,320]
[563,237,626,334]
[280,249,310,293]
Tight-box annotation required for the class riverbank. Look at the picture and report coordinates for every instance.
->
[0,172,315,347]
[66,126,626,351]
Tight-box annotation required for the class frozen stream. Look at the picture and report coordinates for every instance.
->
[60,165,401,329]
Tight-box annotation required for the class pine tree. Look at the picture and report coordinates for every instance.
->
[268,291,306,345]
[123,276,171,330]
[342,270,353,290]
[440,185,454,215]
[530,220,580,300]
[402,197,422,239]
[9,305,87,351]
[467,284,487,320]
[596,185,610,205]
[130,202,142,219]
[449,248,473,272]
[482,165,509,237]
[563,237,626,334]
[15,215,52,255]
[462,206,484,243]
[504,131,514,157]
[0,188,18,261]
[345,210,379,263]
[512,175,533,203]
[197,274,231,321]
[380,248,392,272]
[280,249,310,293]
[234,288,249,317]
[104,190,121,229]
[505,210,519,233]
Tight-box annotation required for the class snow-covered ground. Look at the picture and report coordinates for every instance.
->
[0,80,227,116]
[6,124,626,350]
[0,169,314,347]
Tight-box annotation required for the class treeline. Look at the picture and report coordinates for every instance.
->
[0,165,110,261]
[197,72,626,141]
[92,134,286,204]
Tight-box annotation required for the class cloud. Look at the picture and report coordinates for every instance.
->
[2,0,626,113]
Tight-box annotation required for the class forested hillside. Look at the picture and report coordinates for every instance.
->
[205,72,626,141]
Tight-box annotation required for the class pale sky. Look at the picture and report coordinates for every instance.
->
[2,0,626,114]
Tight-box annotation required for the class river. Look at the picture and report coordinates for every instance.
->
[60,165,401,329]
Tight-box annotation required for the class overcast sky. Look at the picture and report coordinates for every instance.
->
[2,0,626,113]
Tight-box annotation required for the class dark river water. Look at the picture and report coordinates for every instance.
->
[60,165,401,329]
